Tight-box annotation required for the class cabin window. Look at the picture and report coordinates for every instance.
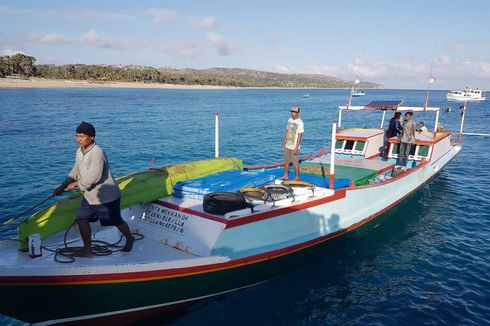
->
[418,145,430,157]
[335,140,344,149]
[355,141,365,152]
[409,145,416,156]
[391,143,400,155]
[345,140,355,151]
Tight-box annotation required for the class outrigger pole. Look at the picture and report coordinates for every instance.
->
[458,101,467,145]
[330,120,337,189]
[215,112,219,158]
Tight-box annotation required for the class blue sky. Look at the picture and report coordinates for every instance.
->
[1,0,489,89]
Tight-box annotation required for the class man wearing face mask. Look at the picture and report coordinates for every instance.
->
[53,121,134,257]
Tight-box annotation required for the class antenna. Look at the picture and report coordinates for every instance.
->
[423,44,437,110]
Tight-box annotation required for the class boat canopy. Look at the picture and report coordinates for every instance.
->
[339,100,440,112]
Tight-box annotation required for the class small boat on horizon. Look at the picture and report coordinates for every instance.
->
[351,88,365,97]
[0,99,466,325]
[447,88,486,101]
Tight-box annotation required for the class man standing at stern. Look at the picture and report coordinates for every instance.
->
[281,106,304,181]
[53,121,134,257]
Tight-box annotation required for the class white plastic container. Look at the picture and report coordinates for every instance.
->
[28,233,42,258]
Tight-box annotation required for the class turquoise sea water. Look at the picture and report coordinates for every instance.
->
[0,88,489,325]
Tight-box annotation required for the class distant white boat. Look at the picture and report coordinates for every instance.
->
[351,89,365,97]
[301,94,310,98]
[447,88,485,101]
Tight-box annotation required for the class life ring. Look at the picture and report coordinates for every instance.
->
[239,188,270,204]
[261,184,294,201]
[203,192,252,215]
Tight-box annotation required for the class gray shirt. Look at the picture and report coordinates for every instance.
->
[401,120,417,143]
[67,144,120,205]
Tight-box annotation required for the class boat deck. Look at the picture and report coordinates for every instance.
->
[303,156,394,186]
[0,225,228,276]
[309,156,394,173]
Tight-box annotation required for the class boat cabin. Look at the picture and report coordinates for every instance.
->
[337,100,454,165]
[335,128,384,159]
[386,131,452,166]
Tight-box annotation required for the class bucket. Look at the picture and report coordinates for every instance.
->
[28,233,42,258]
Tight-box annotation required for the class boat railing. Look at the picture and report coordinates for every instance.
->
[244,149,327,171]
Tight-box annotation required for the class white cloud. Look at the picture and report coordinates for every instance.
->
[433,59,490,83]
[310,61,426,81]
[0,6,130,21]
[265,35,281,50]
[435,56,451,65]
[188,16,217,28]
[160,41,201,59]
[272,64,295,74]
[48,10,130,21]
[307,58,490,88]
[449,42,467,52]
[309,64,342,77]
[2,49,25,56]
[146,9,178,23]
[80,29,149,50]
[206,32,238,56]
[29,32,73,45]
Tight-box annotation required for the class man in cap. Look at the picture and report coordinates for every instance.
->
[281,106,304,180]
[53,121,134,257]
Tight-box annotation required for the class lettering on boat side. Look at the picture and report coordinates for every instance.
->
[142,204,191,235]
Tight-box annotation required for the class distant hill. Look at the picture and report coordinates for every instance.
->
[167,67,381,88]
[0,53,381,88]
[34,64,381,88]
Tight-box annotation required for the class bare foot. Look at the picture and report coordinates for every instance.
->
[279,175,288,180]
[72,250,93,258]
[122,236,135,252]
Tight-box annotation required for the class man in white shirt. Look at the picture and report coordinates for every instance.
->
[281,106,304,181]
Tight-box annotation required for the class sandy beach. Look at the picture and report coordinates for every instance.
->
[0,77,235,89]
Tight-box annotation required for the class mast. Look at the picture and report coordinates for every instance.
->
[424,45,437,110]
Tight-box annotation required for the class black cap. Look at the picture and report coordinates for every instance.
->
[76,121,96,137]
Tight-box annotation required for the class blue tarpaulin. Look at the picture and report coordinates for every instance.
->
[172,167,351,199]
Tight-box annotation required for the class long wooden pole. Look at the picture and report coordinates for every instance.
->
[458,101,466,145]
[330,120,337,189]
[215,112,219,158]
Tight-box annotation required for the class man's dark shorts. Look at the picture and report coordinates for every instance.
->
[77,197,124,226]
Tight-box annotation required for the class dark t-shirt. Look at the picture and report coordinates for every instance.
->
[386,117,401,138]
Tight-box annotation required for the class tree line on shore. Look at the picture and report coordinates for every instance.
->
[0,53,380,88]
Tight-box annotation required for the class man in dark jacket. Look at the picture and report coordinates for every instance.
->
[386,111,402,138]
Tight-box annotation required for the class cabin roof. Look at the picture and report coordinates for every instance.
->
[337,128,384,140]
[387,131,451,145]
[339,100,440,112]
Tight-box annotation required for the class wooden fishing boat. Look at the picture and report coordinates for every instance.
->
[0,100,466,325]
